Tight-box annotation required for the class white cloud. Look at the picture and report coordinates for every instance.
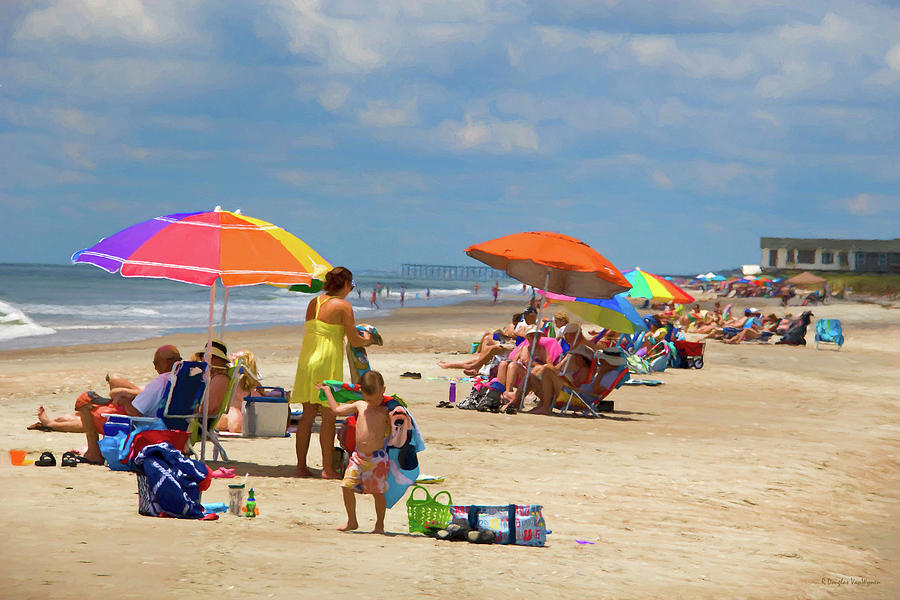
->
[651,169,674,189]
[777,13,861,46]
[62,143,95,170]
[318,83,351,111]
[495,92,636,130]
[50,108,95,134]
[887,43,900,71]
[752,110,780,128]
[756,59,833,99]
[629,36,756,79]
[13,0,198,47]
[439,114,539,153]
[844,193,877,216]
[275,170,312,187]
[358,98,419,127]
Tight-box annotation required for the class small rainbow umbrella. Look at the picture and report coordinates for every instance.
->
[72,206,331,459]
[541,290,647,334]
[623,268,694,304]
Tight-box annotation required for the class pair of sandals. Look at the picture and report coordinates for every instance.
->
[434,401,455,408]
[400,371,422,379]
[35,451,101,467]
[434,523,494,544]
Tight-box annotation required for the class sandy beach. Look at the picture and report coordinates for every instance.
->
[2,297,898,599]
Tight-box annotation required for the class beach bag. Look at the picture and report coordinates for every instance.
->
[449,504,548,546]
[406,485,453,533]
[457,386,485,410]
[476,388,503,412]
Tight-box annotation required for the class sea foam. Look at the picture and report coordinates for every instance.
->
[0,299,56,342]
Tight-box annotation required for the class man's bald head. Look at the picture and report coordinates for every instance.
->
[153,345,182,374]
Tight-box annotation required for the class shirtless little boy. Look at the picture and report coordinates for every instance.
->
[318,370,390,534]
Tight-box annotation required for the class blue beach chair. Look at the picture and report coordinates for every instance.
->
[814,319,844,350]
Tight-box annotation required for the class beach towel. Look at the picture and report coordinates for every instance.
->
[319,381,423,509]
[133,442,211,518]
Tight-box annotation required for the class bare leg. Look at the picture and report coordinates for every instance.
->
[338,487,358,531]
[295,404,317,477]
[36,407,86,433]
[319,406,340,479]
[373,493,386,534]
[529,370,558,415]
[76,405,104,464]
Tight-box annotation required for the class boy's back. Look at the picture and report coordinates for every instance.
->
[353,400,389,454]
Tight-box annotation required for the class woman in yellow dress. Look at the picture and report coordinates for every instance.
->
[294,267,373,478]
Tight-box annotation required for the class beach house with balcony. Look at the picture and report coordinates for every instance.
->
[760,238,900,273]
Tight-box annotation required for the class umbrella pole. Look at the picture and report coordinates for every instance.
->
[219,287,229,339]
[200,281,216,462]
[519,272,550,411]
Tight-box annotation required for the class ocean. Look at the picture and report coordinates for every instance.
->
[0,263,520,350]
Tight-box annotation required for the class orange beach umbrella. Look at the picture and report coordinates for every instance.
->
[465,231,630,299]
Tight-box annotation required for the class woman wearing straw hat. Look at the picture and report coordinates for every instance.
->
[294,267,374,479]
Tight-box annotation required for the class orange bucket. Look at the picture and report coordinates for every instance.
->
[9,449,27,466]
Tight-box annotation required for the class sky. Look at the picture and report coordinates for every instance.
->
[1,0,899,275]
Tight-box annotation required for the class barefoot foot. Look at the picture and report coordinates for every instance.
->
[37,406,51,426]
[337,521,359,532]
[321,471,341,480]
[296,466,315,478]
[372,524,385,534]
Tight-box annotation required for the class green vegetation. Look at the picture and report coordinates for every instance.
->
[776,271,900,297]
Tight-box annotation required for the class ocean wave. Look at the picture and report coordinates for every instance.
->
[0,299,56,342]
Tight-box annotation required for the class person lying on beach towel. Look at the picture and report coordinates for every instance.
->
[437,331,513,375]
[721,313,778,344]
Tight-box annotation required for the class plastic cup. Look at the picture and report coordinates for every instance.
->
[9,449,27,466]
[228,483,245,516]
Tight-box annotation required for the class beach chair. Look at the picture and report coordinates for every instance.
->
[814,319,844,350]
[187,356,250,461]
[101,361,208,466]
[554,361,628,418]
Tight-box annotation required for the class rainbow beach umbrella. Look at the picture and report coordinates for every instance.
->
[541,290,647,334]
[72,207,330,287]
[72,206,331,460]
[623,268,694,304]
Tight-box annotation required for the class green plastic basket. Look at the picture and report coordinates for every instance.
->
[406,485,453,533]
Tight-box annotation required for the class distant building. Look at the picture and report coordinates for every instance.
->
[760,238,900,273]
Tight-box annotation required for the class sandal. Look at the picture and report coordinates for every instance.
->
[35,451,57,467]
[60,451,78,467]
[504,405,517,415]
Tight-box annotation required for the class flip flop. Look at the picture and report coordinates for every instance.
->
[60,451,78,467]
[27,422,54,432]
[35,451,56,467]
[74,454,103,466]
[400,372,422,379]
